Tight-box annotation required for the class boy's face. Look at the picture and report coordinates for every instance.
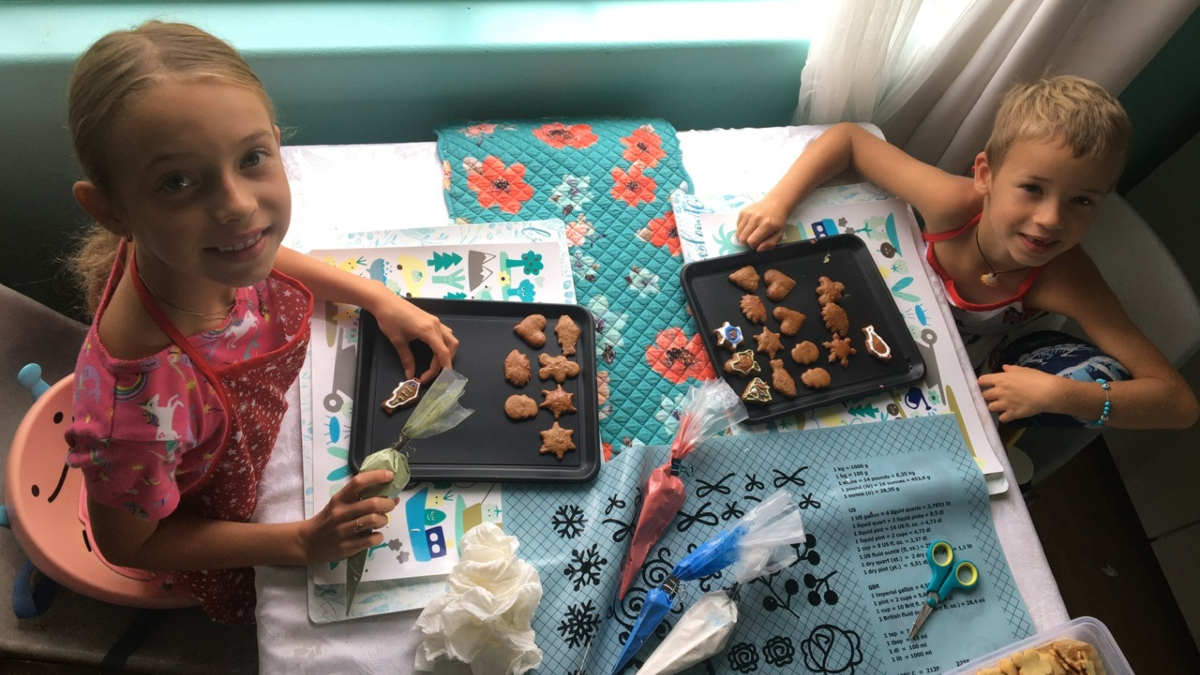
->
[86,78,290,304]
[974,137,1118,268]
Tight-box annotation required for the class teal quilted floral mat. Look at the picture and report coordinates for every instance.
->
[437,119,704,455]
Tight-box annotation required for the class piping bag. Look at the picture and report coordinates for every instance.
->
[611,490,804,674]
[344,368,474,615]
[618,379,746,599]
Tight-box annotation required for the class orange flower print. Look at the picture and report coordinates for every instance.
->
[461,123,498,138]
[441,160,452,191]
[620,125,667,167]
[646,327,715,384]
[611,164,658,206]
[464,156,534,214]
[638,212,680,256]
[533,122,599,149]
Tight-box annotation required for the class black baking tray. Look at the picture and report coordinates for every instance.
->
[680,235,924,424]
[349,298,600,483]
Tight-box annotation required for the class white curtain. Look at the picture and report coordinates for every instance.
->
[794,0,1200,174]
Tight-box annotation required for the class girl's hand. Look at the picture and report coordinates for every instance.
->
[977,365,1063,423]
[736,199,790,252]
[298,470,400,564]
[371,294,459,382]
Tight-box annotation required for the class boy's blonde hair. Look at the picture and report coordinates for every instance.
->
[984,75,1131,178]
[67,21,274,314]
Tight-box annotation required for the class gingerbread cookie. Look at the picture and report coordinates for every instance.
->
[713,321,744,351]
[540,421,576,460]
[823,334,857,367]
[754,327,783,359]
[769,359,797,398]
[723,349,760,376]
[742,377,773,404]
[821,302,849,336]
[764,269,796,302]
[740,294,767,324]
[539,353,581,383]
[800,367,832,389]
[772,306,806,336]
[381,378,421,414]
[540,384,577,420]
[791,340,819,365]
[555,314,581,356]
[861,325,892,362]
[815,276,844,306]
[514,314,547,348]
[728,265,760,292]
[505,394,538,421]
[504,349,532,387]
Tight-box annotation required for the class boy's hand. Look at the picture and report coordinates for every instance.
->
[372,295,459,383]
[977,365,1062,423]
[299,470,400,564]
[736,199,790,252]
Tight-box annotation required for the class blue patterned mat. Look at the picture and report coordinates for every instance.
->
[437,119,703,454]
[504,415,1032,674]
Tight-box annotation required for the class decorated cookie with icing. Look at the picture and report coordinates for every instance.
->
[723,349,760,376]
[713,321,744,350]
[861,324,892,362]
[742,377,773,404]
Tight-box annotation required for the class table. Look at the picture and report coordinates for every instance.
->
[253,126,1068,674]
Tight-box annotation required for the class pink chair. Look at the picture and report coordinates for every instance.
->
[5,366,194,610]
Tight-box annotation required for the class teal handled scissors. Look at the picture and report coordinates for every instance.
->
[908,540,979,639]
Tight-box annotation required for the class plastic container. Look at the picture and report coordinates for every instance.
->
[945,616,1133,674]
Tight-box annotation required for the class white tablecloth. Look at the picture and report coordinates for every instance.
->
[253,126,1068,674]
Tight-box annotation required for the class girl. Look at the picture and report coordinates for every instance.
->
[63,21,459,623]
[735,77,1197,431]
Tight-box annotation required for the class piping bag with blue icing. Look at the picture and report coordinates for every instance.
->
[344,368,474,615]
[612,489,804,674]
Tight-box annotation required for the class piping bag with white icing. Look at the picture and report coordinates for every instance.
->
[611,490,805,674]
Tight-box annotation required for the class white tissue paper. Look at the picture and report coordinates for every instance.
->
[414,523,543,675]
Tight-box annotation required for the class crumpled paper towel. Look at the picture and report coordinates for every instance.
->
[414,523,543,675]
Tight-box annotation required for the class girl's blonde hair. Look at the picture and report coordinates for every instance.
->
[67,21,274,314]
[984,75,1131,180]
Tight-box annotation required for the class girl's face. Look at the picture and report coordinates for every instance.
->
[974,137,1116,269]
[99,77,290,302]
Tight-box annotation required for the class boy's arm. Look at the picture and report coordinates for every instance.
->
[1002,248,1199,429]
[737,122,981,251]
[274,246,457,381]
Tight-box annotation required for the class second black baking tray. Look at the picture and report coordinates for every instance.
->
[681,235,925,424]
[349,298,600,483]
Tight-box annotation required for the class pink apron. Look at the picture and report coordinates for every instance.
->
[125,248,312,623]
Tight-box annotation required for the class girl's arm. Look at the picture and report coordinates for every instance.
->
[86,470,399,571]
[981,248,1199,429]
[274,246,458,382]
[737,122,981,251]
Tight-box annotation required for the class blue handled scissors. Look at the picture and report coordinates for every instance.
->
[908,540,979,639]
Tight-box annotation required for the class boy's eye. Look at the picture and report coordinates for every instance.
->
[1072,196,1094,206]
[242,150,269,168]
[1019,184,1041,194]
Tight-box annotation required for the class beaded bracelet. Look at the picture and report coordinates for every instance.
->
[1091,378,1112,428]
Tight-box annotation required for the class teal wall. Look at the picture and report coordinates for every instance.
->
[2,1,1196,320]
[1118,6,1200,194]
[0,1,810,318]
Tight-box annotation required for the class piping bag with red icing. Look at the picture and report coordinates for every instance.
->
[617,379,747,599]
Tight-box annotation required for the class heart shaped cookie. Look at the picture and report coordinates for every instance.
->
[514,314,547,348]
[764,269,796,302]
[772,306,806,336]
